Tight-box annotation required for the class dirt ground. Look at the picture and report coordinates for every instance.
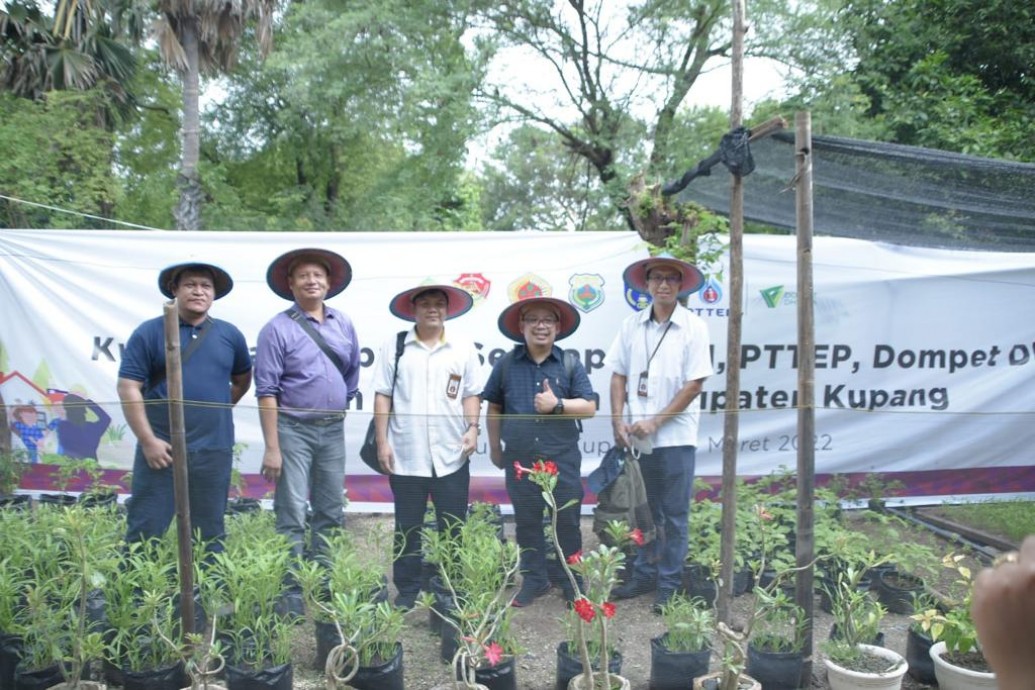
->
[285,510,994,690]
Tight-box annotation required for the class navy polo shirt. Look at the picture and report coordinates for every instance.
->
[119,316,252,451]
[481,345,594,458]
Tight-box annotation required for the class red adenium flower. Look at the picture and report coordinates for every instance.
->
[601,601,616,618]
[513,461,527,480]
[532,459,559,476]
[629,528,645,546]
[566,550,582,565]
[573,597,596,623]
[483,641,504,666]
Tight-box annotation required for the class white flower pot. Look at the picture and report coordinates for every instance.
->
[824,643,908,690]
[692,671,762,689]
[929,640,996,690]
[568,672,631,690]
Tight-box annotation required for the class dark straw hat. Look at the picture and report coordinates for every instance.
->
[389,284,474,322]
[622,253,705,296]
[266,248,352,301]
[158,262,233,300]
[497,296,580,342]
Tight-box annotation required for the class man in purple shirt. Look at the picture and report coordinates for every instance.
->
[254,248,359,578]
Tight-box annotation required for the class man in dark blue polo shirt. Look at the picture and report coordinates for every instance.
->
[117,262,252,555]
[483,296,596,606]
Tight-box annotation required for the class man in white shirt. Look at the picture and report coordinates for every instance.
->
[606,254,714,613]
[373,284,483,611]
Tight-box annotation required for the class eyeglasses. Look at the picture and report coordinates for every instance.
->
[647,275,682,285]
[522,317,559,326]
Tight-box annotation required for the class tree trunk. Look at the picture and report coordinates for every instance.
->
[175,18,203,231]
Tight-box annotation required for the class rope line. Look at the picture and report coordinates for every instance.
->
[0,193,164,231]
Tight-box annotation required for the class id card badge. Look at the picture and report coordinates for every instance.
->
[446,374,461,399]
[637,371,649,398]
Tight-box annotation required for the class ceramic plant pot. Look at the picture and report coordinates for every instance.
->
[929,640,996,690]
[824,644,908,690]
[567,671,631,690]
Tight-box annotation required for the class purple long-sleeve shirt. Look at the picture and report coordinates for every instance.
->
[254,305,360,417]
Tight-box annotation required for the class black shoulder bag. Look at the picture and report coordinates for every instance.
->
[358,331,407,474]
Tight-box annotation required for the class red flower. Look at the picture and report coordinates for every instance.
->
[483,641,504,666]
[543,460,558,475]
[629,528,645,546]
[573,597,596,622]
[566,550,582,565]
[513,461,527,480]
[601,601,616,618]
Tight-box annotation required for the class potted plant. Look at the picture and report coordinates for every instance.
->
[745,589,807,690]
[695,503,800,690]
[904,591,937,685]
[417,508,522,690]
[912,552,995,689]
[210,513,295,690]
[518,458,637,690]
[14,505,117,689]
[0,450,28,509]
[296,541,406,690]
[822,554,908,690]
[650,593,712,690]
[103,538,186,690]
[294,529,389,672]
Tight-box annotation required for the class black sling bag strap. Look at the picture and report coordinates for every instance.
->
[285,308,349,384]
[146,316,214,394]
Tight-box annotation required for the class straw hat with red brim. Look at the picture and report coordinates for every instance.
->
[389,284,474,322]
[266,248,352,301]
[498,296,580,342]
[158,262,234,300]
[623,254,705,295]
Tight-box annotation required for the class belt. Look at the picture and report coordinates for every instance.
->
[284,413,345,425]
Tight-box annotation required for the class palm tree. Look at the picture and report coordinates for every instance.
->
[152,0,275,230]
[1,0,138,127]
[49,0,275,230]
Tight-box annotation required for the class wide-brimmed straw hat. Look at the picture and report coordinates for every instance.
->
[498,296,580,342]
[389,284,474,322]
[622,253,705,295]
[266,248,352,301]
[158,262,234,300]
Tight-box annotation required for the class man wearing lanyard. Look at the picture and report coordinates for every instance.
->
[483,295,596,607]
[254,248,359,573]
[118,262,252,556]
[607,254,713,613]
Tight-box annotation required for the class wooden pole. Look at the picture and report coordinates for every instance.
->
[717,0,747,626]
[163,301,195,638]
[794,111,816,685]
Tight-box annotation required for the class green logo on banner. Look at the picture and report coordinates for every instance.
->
[760,285,784,308]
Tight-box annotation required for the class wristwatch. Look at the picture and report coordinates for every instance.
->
[466,422,481,433]
[553,399,565,415]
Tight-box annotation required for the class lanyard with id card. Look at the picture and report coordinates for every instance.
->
[637,320,672,398]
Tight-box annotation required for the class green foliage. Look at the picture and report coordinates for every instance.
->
[822,553,890,666]
[937,500,1035,544]
[0,91,118,229]
[782,0,1035,161]
[0,451,26,495]
[911,553,980,655]
[658,593,713,653]
[418,509,521,688]
[751,589,806,654]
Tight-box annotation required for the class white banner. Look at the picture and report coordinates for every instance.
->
[1,229,1033,507]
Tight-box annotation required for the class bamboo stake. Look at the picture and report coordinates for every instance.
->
[795,111,816,685]
[717,0,747,627]
[163,301,195,637]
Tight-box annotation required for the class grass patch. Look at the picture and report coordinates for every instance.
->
[935,500,1035,544]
